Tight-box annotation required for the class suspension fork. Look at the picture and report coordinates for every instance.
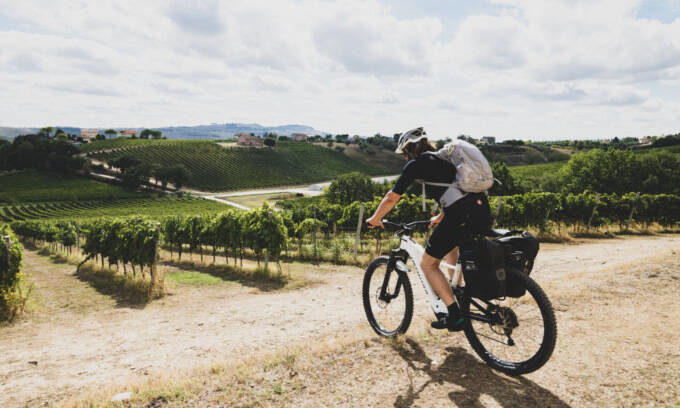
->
[378,250,407,303]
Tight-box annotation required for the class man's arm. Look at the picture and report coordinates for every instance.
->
[366,191,401,228]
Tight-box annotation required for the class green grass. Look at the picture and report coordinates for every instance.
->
[89,140,395,191]
[0,171,148,203]
[0,196,231,222]
[509,161,567,179]
[222,192,300,209]
[165,270,226,286]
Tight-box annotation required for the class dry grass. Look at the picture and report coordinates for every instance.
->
[60,251,680,407]
[75,262,163,305]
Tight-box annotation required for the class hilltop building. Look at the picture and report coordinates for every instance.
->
[291,133,308,142]
[237,132,263,147]
[481,136,496,144]
[80,129,99,143]
[119,129,137,138]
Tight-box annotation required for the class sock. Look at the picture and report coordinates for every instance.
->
[447,302,461,319]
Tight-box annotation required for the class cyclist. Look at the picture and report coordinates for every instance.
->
[366,127,492,331]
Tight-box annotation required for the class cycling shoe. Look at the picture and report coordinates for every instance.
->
[430,313,465,332]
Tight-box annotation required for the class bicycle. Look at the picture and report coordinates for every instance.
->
[362,219,557,375]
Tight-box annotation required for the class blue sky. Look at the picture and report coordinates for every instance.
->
[1,0,679,140]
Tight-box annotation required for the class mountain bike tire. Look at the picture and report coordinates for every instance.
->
[362,256,414,337]
[461,267,557,375]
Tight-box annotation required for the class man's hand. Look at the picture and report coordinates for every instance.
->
[366,215,384,229]
[429,213,444,228]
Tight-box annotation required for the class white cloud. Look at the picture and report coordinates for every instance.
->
[0,0,679,140]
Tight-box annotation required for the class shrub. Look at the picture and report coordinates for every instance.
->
[0,225,28,321]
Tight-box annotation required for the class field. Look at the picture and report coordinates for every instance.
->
[86,140,397,191]
[508,161,567,179]
[314,142,404,174]
[2,235,679,407]
[0,171,148,203]
[0,196,230,223]
[0,171,232,223]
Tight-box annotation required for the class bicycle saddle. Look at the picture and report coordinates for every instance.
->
[484,228,511,237]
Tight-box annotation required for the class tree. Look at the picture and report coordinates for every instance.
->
[105,129,117,138]
[166,163,191,190]
[264,138,276,147]
[111,155,141,172]
[489,162,521,195]
[96,134,106,140]
[140,129,161,139]
[326,172,374,205]
[39,127,53,137]
[120,163,152,189]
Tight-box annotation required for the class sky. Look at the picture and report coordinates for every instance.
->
[1,0,680,141]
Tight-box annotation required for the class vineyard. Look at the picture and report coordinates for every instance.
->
[0,196,230,223]
[0,171,148,203]
[86,140,395,191]
[78,138,168,153]
[9,192,680,275]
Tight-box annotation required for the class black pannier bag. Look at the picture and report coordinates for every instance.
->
[461,238,506,300]
[497,231,540,297]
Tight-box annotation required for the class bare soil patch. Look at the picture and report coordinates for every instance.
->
[1,235,679,407]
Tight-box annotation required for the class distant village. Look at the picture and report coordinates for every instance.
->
[37,125,660,149]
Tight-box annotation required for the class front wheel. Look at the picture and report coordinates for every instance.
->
[460,268,557,375]
[363,256,414,337]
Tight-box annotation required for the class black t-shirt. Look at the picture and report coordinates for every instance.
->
[391,153,456,203]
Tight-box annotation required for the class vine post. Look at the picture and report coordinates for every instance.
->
[313,207,318,263]
[587,193,601,230]
[354,202,365,262]
[626,192,641,230]
[494,196,504,227]
[151,222,163,292]
[3,235,9,251]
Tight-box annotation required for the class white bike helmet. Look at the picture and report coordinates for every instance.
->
[395,127,427,153]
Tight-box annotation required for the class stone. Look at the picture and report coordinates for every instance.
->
[111,392,132,402]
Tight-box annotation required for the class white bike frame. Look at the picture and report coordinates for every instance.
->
[398,233,461,315]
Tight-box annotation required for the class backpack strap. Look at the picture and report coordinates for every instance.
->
[416,179,467,210]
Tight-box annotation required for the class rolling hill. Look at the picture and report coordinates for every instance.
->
[87,140,400,191]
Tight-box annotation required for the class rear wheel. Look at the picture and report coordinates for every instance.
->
[460,268,557,375]
[362,256,414,337]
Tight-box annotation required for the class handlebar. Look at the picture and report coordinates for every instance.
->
[379,219,430,235]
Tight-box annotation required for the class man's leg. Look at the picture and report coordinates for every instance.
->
[443,247,460,285]
[420,252,455,306]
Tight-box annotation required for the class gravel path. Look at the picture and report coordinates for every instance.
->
[1,234,678,407]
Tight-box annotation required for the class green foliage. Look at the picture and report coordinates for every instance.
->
[326,172,375,205]
[487,192,680,232]
[81,217,160,270]
[0,225,26,321]
[88,140,389,191]
[243,203,288,258]
[140,129,162,139]
[559,149,680,194]
[0,133,84,172]
[489,162,522,195]
[0,171,148,203]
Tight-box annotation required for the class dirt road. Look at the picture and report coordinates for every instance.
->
[1,235,679,407]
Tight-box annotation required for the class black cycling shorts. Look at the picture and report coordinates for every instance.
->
[425,193,492,259]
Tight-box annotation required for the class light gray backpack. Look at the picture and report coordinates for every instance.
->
[419,139,494,209]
